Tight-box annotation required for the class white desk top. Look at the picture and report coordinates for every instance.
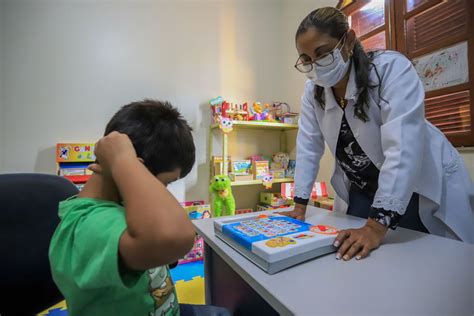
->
[194,207,474,316]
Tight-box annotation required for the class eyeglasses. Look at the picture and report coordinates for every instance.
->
[294,33,347,73]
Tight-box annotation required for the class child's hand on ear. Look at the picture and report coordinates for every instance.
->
[87,163,103,174]
[93,132,137,176]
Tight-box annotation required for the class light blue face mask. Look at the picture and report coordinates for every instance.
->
[305,35,351,88]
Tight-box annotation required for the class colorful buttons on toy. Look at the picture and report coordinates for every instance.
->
[265,237,296,248]
[310,225,338,235]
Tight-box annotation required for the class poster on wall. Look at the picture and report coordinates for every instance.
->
[412,41,469,92]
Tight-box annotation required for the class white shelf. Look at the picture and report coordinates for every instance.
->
[211,121,298,131]
[231,178,294,187]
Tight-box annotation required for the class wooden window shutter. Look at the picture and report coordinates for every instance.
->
[338,0,474,146]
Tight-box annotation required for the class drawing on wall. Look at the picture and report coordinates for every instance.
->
[412,41,469,92]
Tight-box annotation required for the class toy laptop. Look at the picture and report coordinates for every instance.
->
[214,212,338,274]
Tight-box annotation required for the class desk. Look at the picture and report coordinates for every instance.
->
[194,206,474,316]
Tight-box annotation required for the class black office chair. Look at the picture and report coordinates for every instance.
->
[0,173,78,316]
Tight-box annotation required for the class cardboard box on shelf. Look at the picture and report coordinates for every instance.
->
[312,197,334,211]
[260,192,292,207]
[231,160,252,175]
[253,160,269,180]
[270,168,286,179]
[281,182,328,199]
[229,173,254,182]
[236,208,254,214]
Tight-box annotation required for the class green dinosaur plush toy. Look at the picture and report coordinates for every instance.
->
[209,175,236,217]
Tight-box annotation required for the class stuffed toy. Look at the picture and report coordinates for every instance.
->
[209,175,236,217]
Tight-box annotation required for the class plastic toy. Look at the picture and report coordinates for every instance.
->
[214,214,338,274]
[262,174,274,189]
[218,117,233,133]
[271,102,299,123]
[226,103,249,121]
[178,201,211,264]
[179,235,204,264]
[209,175,236,217]
[260,192,293,207]
[249,102,272,121]
[210,97,224,123]
[286,160,296,178]
[271,152,290,170]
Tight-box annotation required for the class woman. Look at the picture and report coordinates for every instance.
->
[285,7,474,261]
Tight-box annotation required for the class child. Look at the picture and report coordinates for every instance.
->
[49,100,229,315]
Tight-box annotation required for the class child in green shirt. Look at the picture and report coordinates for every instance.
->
[49,100,228,316]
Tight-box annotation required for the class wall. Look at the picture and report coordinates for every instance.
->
[0,0,294,203]
[0,1,4,173]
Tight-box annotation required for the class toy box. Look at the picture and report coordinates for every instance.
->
[214,213,338,274]
[270,168,286,179]
[56,143,96,191]
[56,143,96,162]
[253,161,270,180]
[281,113,299,125]
[181,202,212,220]
[180,200,206,207]
[286,160,296,178]
[231,160,252,175]
[178,201,211,264]
[260,192,293,207]
[179,235,204,264]
[312,197,334,211]
[281,182,328,200]
[256,204,292,212]
[230,174,254,182]
[236,208,254,215]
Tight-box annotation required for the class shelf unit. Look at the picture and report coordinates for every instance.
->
[209,120,298,208]
[209,121,298,177]
[56,143,95,191]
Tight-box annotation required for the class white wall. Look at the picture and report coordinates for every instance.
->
[0,1,4,173]
[0,0,293,202]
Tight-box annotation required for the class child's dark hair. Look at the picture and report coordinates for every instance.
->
[296,7,384,121]
[104,99,195,178]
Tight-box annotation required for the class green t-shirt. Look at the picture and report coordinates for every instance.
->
[49,197,180,316]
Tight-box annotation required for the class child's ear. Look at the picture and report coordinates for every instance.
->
[138,157,145,164]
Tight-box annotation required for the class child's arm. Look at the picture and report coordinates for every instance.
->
[95,132,195,270]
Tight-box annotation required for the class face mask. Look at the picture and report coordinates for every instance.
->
[305,71,316,82]
[309,47,351,87]
[304,33,351,87]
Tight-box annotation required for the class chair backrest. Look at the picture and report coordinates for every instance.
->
[0,173,78,315]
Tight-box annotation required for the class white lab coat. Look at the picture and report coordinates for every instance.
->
[294,51,474,243]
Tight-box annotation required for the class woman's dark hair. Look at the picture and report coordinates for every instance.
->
[296,7,383,121]
[105,99,195,178]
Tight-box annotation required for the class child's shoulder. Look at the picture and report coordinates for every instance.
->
[58,196,125,222]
